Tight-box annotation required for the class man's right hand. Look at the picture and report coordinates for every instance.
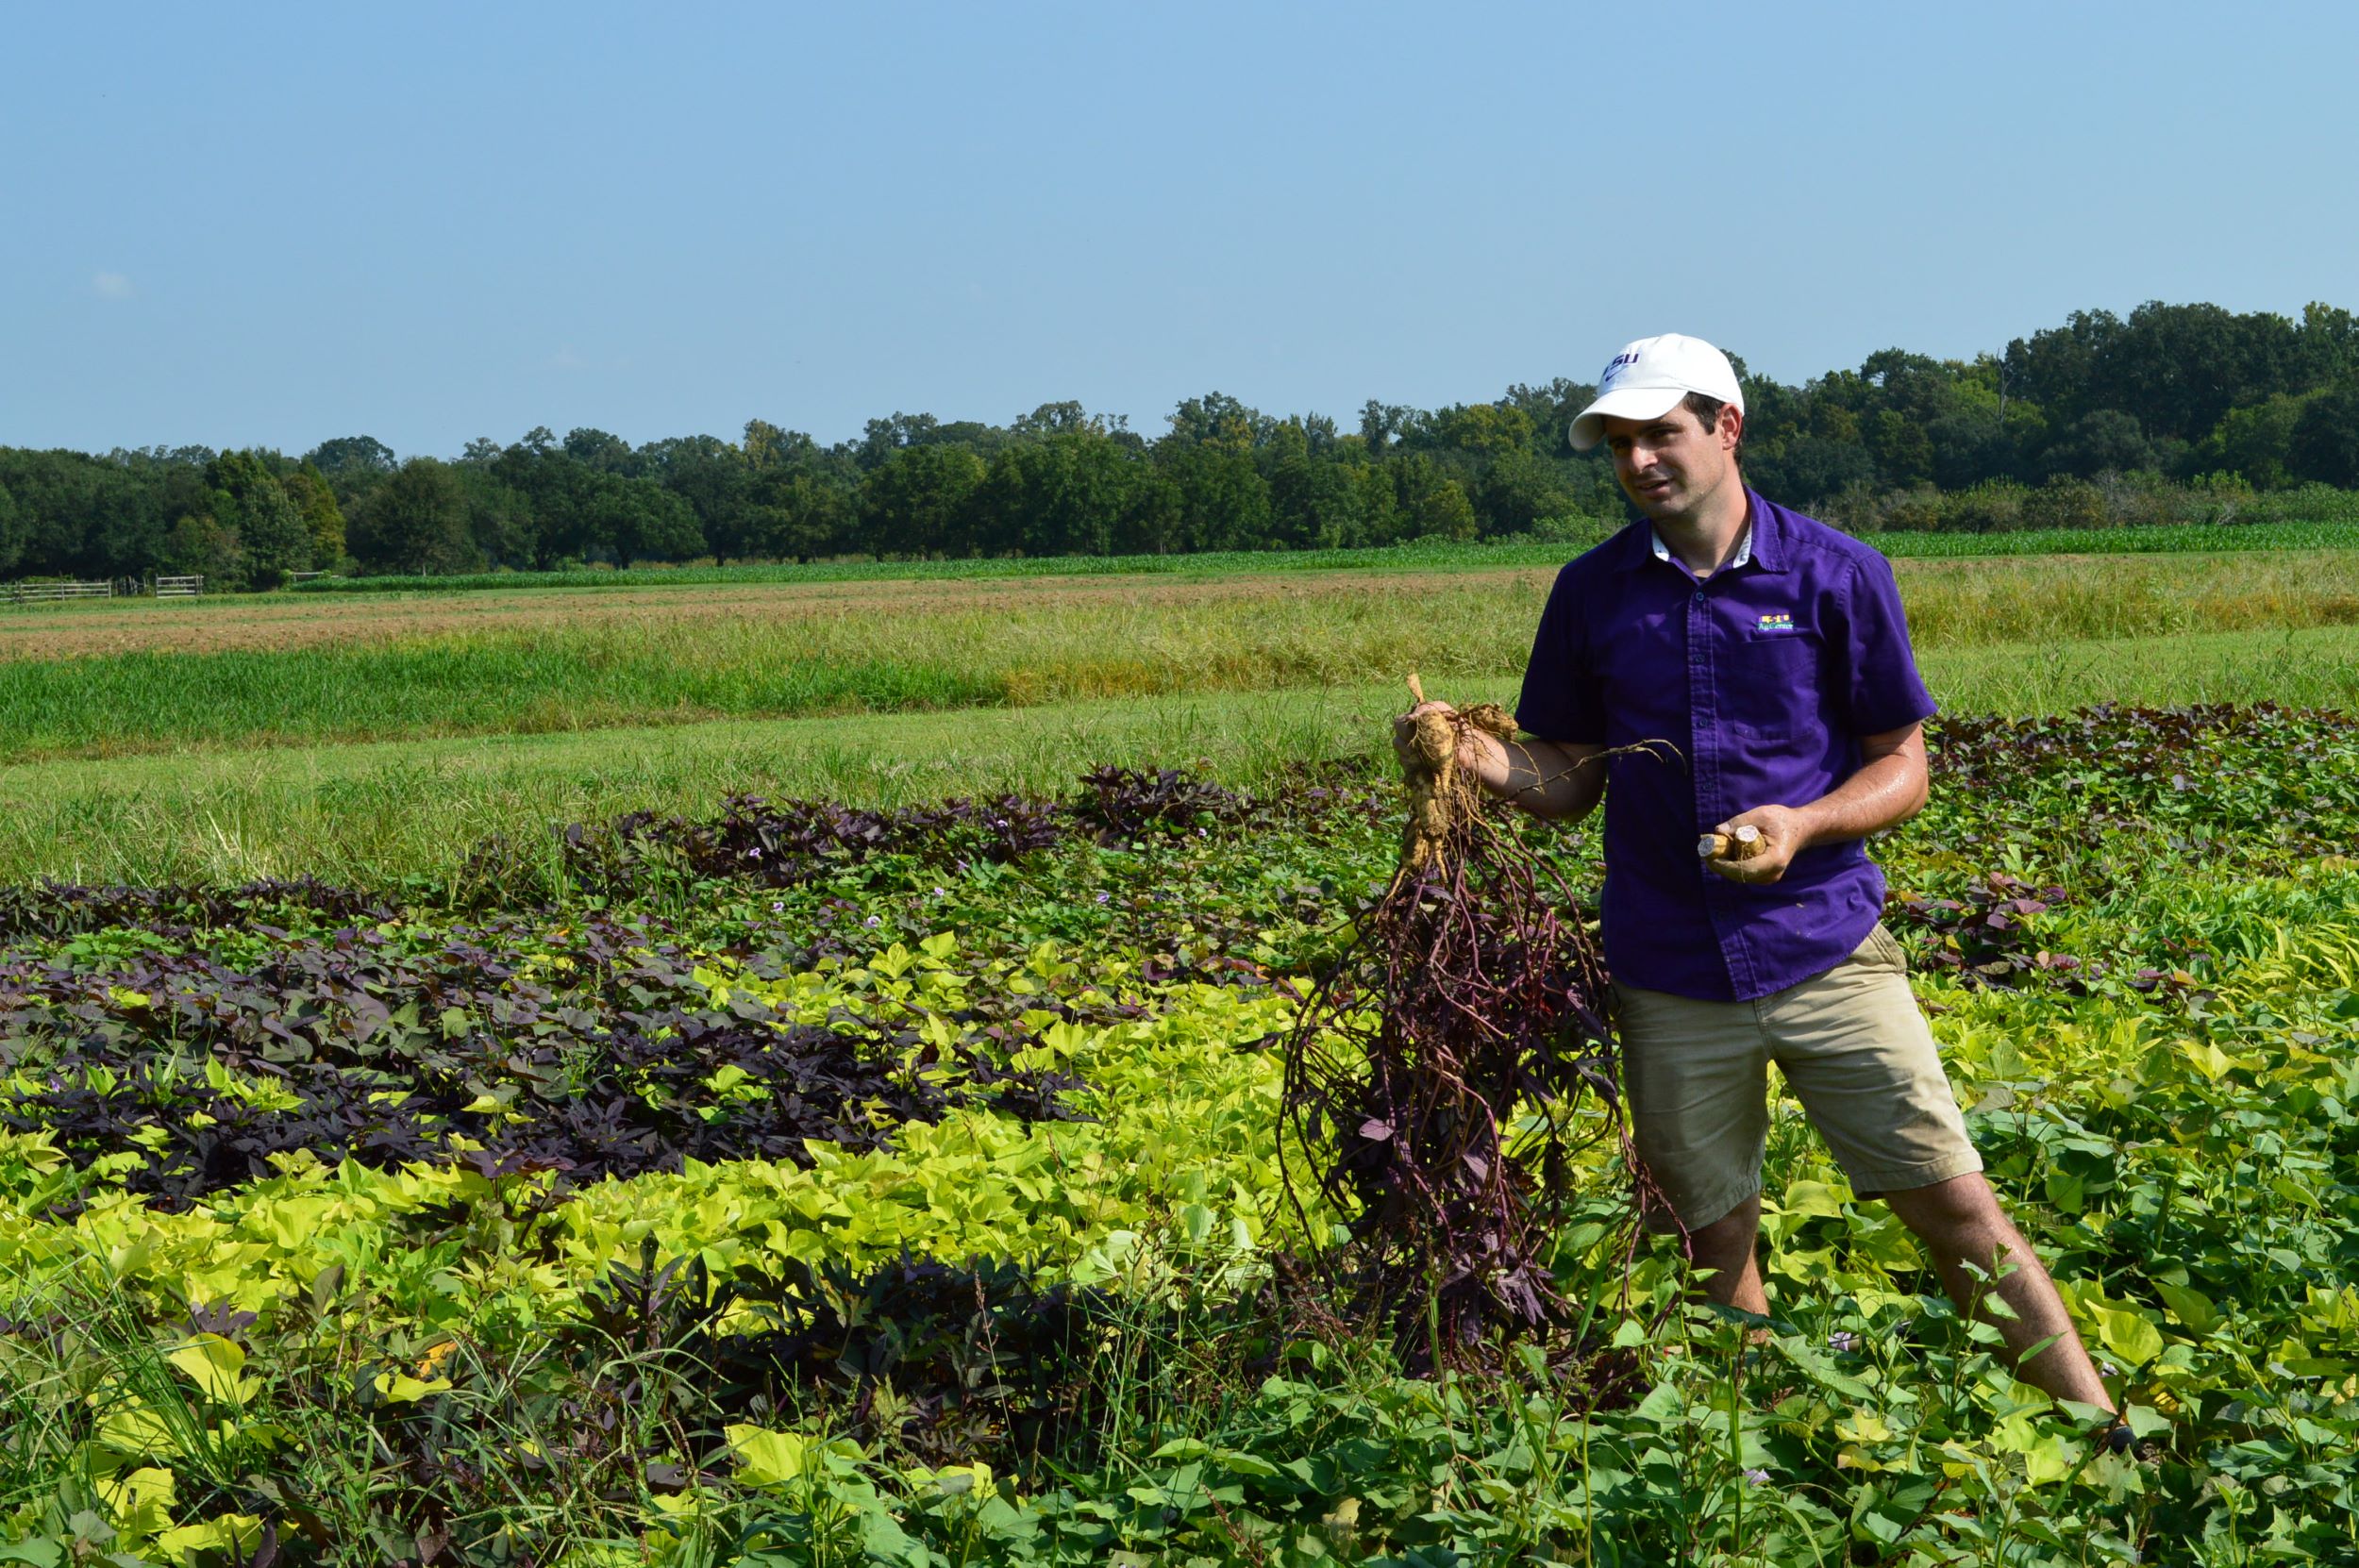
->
[1393,699,1458,772]
[1395,700,1515,792]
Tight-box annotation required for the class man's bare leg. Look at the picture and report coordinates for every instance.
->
[1882,1172,2115,1411]
[1683,1193,1770,1316]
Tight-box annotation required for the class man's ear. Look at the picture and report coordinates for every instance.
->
[1718,405,1745,452]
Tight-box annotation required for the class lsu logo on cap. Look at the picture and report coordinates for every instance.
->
[1755,612,1797,634]
[1602,350,1642,382]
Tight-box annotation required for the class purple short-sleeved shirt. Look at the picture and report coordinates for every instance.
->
[1515,491,1937,1002]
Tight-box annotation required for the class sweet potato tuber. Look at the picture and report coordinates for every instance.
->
[1697,825,1765,862]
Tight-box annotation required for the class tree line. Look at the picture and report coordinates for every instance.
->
[5,298,2358,587]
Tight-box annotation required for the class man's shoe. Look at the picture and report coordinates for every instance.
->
[2097,1420,2160,1462]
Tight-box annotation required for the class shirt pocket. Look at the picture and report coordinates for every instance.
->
[1721,632,1826,742]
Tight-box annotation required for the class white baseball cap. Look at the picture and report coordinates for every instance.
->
[1568,334,1744,451]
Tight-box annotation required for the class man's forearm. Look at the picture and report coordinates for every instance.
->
[1464,731,1607,822]
[1793,746,1927,846]
[1705,723,1928,885]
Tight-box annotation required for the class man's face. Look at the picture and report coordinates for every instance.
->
[1600,401,1738,523]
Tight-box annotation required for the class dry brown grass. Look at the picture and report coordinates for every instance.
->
[15,549,2359,666]
[0,567,1562,661]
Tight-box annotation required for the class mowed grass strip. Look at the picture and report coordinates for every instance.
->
[5,623,2357,888]
[266,516,2359,595]
[7,551,2359,762]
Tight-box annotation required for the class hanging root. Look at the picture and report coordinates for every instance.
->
[1280,675,1625,1368]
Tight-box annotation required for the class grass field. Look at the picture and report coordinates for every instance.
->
[6,550,2359,767]
[6,623,2359,887]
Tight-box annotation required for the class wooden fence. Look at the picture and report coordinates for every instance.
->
[4,579,115,605]
[2,574,220,604]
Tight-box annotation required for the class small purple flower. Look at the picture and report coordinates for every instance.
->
[747,848,761,860]
[1828,1331,1860,1353]
[863,915,881,927]
[1095,892,1110,904]
[770,901,785,912]
[1743,1468,1769,1487]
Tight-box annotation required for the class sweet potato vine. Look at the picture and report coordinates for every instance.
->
[1280,677,1637,1366]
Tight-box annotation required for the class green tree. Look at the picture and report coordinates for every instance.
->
[1160,442,1271,550]
[2046,409,2159,478]
[976,431,1134,556]
[1926,409,2014,491]
[1115,467,1182,555]
[205,450,313,587]
[2296,302,2359,389]
[1012,400,1104,438]
[1358,400,1414,454]
[1754,435,1876,505]
[766,470,856,561]
[1352,460,1402,544]
[305,435,395,475]
[1500,378,1589,455]
[562,427,635,474]
[860,443,986,556]
[1387,452,1479,541]
[350,458,480,574]
[303,436,397,512]
[1260,422,1361,548]
[1422,403,1534,459]
[159,511,243,581]
[278,462,347,565]
[594,476,705,566]
[1478,447,1573,536]
[1865,408,1936,487]
[2288,384,2359,488]
[645,435,759,561]
[1165,392,1267,452]
[2004,309,2120,432]
[0,481,21,575]
[2097,300,2301,443]
[460,472,537,568]
[2196,393,2311,489]
[856,412,950,470]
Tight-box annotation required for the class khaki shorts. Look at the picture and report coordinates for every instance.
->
[1613,924,1981,1231]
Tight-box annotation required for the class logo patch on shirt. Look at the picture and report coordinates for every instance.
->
[1755,612,1797,635]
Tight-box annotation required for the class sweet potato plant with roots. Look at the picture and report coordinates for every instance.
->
[1280,679,1643,1366]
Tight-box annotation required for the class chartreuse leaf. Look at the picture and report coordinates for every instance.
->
[372,1371,453,1404]
[165,1333,258,1407]
[729,1424,867,1488]
[153,1516,264,1566]
[2089,1304,2165,1367]
[2153,1279,2219,1335]
[94,1467,176,1542]
[729,1425,804,1486]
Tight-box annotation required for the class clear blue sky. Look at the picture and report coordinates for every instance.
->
[5,2,2353,459]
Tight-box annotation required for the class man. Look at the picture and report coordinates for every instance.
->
[1403,333,2118,1422]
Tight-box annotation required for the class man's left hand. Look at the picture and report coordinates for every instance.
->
[1704,804,1815,884]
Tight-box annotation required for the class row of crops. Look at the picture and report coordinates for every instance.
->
[3,709,2357,1565]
